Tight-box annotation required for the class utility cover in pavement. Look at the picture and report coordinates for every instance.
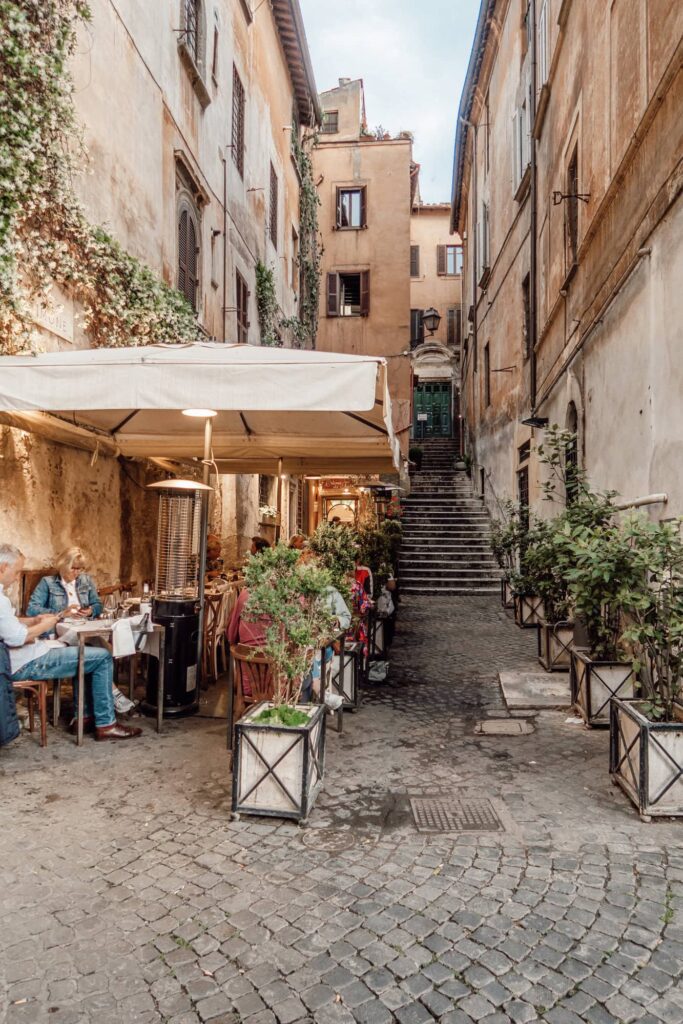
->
[474,718,534,735]
[410,796,503,832]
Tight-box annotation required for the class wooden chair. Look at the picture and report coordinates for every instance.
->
[12,679,49,747]
[230,643,276,725]
[203,592,227,683]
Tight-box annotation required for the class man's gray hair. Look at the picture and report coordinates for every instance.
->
[0,544,23,565]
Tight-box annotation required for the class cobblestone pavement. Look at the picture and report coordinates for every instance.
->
[1,596,681,1024]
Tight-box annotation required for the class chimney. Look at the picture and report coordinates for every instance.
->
[338,77,351,87]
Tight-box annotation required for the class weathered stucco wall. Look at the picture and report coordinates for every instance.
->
[0,429,158,586]
[410,205,462,354]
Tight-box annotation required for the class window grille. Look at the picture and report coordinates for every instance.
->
[232,66,245,177]
[236,269,249,343]
[185,0,200,65]
[178,207,199,310]
[269,163,278,247]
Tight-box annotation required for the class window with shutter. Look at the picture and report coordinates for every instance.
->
[484,342,491,406]
[436,245,446,276]
[360,270,370,317]
[269,163,278,248]
[522,273,531,357]
[326,273,338,317]
[336,188,365,229]
[185,0,200,66]
[410,309,424,349]
[321,110,339,134]
[566,146,579,264]
[236,269,249,343]
[410,245,420,277]
[177,205,200,311]
[538,0,549,88]
[232,66,245,177]
[447,308,457,345]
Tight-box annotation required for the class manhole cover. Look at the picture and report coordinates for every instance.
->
[301,829,357,852]
[474,719,534,735]
[410,796,503,832]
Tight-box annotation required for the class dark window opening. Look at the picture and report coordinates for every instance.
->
[327,271,370,317]
[322,110,339,134]
[340,273,361,315]
[232,66,245,177]
[269,163,278,247]
[410,309,424,348]
[518,440,531,464]
[236,269,249,343]
[211,24,219,80]
[566,401,579,505]
[410,245,420,277]
[336,187,366,229]
[259,475,271,508]
[567,146,579,264]
[518,466,530,533]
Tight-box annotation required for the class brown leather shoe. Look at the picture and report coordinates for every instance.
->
[69,716,95,735]
[95,722,143,741]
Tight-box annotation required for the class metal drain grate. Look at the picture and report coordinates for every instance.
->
[410,796,503,832]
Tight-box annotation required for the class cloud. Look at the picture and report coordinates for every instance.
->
[298,0,480,203]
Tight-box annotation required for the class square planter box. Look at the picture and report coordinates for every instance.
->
[370,618,386,656]
[231,702,325,822]
[329,644,362,710]
[537,619,574,672]
[501,578,515,610]
[610,698,683,819]
[513,593,544,628]
[570,647,636,726]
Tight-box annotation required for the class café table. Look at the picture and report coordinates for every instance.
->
[56,618,166,745]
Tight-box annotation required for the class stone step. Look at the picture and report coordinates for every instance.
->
[400,585,500,594]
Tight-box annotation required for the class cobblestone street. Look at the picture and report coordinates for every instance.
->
[1,596,681,1024]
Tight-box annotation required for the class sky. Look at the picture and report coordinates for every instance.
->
[298,0,481,204]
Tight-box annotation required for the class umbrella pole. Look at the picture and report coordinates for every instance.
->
[196,416,213,684]
[276,457,283,542]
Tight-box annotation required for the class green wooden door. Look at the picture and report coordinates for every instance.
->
[413,383,452,438]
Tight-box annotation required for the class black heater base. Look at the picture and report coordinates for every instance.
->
[140,699,199,719]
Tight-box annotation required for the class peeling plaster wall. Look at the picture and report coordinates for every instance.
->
[0,429,158,586]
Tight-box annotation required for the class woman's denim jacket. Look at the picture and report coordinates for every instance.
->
[27,574,103,619]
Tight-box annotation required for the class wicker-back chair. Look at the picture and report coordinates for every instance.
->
[230,642,276,724]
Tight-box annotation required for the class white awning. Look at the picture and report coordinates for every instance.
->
[0,343,401,474]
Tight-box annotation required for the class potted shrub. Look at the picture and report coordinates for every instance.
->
[566,520,641,726]
[231,544,336,822]
[258,503,280,526]
[490,501,524,610]
[408,445,423,470]
[610,517,683,819]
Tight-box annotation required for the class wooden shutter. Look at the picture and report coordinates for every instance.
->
[410,245,420,277]
[187,214,198,310]
[178,209,188,298]
[447,308,455,345]
[436,244,446,276]
[327,273,338,317]
[269,163,278,248]
[360,187,367,228]
[454,304,462,348]
[360,270,370,317]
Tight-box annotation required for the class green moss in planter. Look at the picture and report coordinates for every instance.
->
[253,706,310,727]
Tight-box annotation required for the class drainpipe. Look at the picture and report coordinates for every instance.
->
[459,117,478,459]
[222,152,228,343]
[529,0,538,407]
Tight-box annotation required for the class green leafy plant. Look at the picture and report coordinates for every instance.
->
[408,445,423,469]
[285,131,322,348]
[358,519,402,593]
[308,521,357,602]
[255,261,281,347]
[0,0,199,353]
[243,543,336,718]
[619,516,683,721]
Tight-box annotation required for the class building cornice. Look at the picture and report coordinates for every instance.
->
[450,0,498,232]
[270,0,322,126]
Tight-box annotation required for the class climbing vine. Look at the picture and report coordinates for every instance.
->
[288,131,322,348]
[255,260,281,346]
[0,0,199,354]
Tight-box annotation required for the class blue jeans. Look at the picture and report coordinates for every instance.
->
[12,648,116,727]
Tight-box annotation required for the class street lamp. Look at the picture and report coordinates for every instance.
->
[422,307,441,336]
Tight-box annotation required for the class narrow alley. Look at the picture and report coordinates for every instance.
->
[1,594,681,1024]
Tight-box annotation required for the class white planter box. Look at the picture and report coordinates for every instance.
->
[610,699,683,819]
[329,645,361,710]
[501,578,515,609]
[537,619,574,672]
[570,648,636,726]
[513,593,544,628]
[232,702,325,822]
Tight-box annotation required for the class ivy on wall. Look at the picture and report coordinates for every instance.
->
[255,260,281,347]
[0,0,198,355]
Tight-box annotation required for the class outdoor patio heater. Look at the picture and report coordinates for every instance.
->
[143,479,212,717]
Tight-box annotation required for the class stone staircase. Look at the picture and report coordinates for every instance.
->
[400,439,501,595]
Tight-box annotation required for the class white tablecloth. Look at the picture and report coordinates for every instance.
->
[56,615,161,659]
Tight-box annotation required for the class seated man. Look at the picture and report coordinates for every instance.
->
[0,544,140,741]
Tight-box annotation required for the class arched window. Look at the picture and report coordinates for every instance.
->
[565,401,579,505]
[178,204,200,311]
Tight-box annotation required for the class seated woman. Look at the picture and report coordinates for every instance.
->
[27,547,135,716]
[27,547,102,621]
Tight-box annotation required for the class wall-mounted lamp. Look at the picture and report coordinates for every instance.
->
[521,415,549,428]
